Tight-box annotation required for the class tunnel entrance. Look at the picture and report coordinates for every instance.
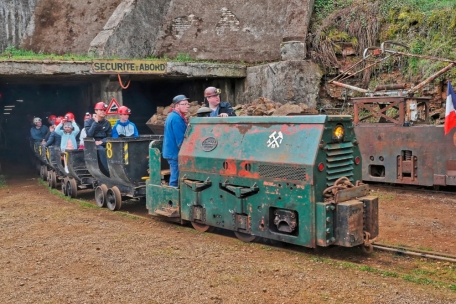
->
[0,74,240,171]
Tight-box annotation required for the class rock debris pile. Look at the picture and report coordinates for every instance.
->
[146,97,318,133]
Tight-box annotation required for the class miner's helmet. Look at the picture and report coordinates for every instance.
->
[196,107,212,117]
[64,112,75,121]
[55,116,64,125]
[94,101,108,110]
[47,114,56,123]
[118,106,131,115]
[33,117,42,124]
[204,87,222,98]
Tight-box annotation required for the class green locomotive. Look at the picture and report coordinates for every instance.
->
[146,115,378,251]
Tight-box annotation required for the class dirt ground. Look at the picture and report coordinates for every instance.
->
[1,164,455,303]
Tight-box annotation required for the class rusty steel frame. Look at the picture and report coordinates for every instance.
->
[353,96,430,125]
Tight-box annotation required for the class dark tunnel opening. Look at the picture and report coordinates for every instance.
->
[0,75,237,175]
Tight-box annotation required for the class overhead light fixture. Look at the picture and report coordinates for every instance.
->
[3,108,12,111]
[16,99,23,102]
[4,105,15,108]
[3,113,10,115]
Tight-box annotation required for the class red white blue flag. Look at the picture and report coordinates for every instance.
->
[444,81,456,135]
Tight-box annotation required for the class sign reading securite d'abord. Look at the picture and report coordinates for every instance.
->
[92,60,167,74]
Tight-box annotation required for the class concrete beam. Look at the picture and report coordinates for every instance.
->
[0,60,246,78]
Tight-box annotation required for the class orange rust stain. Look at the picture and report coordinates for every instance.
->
[238,170,259,178]
[219,158,237,175]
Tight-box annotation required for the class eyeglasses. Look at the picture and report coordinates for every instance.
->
[178,103,190,106]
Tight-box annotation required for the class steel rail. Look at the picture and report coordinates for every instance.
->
[373,243,456,263]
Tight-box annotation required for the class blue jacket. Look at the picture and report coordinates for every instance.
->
[55,121,80,151]
[112,120,139,138]
[45,132,62,147]
[30,125,49,141]
[163,111,187,160]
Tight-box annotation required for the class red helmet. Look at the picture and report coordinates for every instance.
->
[48,114,56,123]
[55,116,64,125]
[204,87,221,98]
[84,112,91,120]
[118,106,131,115]
[64,112,75,121]
[94,102,108,110]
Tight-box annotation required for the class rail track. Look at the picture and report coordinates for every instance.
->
[373,243,456,263]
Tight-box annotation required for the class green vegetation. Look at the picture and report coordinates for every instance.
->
[0,47,248,65]
[0,174,6,188]
[311,0,456,81]
[0,46,94,61]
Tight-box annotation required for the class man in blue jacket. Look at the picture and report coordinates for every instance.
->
[163,95,190,187]
[30,117,49,144]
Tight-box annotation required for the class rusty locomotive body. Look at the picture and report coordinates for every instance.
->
[353,95,456,187]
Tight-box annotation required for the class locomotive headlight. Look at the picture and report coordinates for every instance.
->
[332,124,345,142]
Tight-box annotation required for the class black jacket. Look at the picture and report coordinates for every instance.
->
[204,101,236,116]
[84,118,112,144]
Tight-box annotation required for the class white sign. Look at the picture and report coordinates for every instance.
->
[267,131,283,148]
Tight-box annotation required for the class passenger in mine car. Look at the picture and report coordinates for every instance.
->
[44,116,63,148]
[78,113,91,149]
[163,95,190,188]
[84,102,112,174]
[203,86,236,117]
[30,117,49,144]
[55,114,80,173]
[112,106,139,138]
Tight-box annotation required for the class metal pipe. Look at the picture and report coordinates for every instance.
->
[408,63,456,95]
[374,84,406,91]
[373,245,456,263]
[331,81,369,93]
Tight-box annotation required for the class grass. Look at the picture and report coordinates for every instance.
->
[0,47,249,65]
[0,174,6,188]
[308,252,456,291]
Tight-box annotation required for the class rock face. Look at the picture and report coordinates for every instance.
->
[0,0,37,52]
[6,0,314,62]
[19,0,122,54]
[239,60,323,108]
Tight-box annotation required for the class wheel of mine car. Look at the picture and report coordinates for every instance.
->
[191,221,215,232]
[40,165,47,181]
[94,184,108,208]
[61,177,68,196]
[234,231,259,243]
[47,171,52,187]
[67,178,78,198]
[50,171,57,189]
[106,186,122,211]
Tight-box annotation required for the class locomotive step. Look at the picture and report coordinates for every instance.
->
[154,207,179,218]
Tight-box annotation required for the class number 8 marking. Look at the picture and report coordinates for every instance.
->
[106,142,113,158]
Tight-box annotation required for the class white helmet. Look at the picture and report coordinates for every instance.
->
[33,117,42,124]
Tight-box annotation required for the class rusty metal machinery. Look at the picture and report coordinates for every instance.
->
[147,115,379,251]
[330,42,456,187]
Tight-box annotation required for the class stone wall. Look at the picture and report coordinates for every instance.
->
[239,60,322,107]
[0,0,37,52]
[20,0,122,54]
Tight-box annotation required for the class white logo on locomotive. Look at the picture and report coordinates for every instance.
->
[267,131,283,148]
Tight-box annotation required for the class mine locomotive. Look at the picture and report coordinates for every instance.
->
[147,115,378,251]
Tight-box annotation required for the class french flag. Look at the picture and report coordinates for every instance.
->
[444,81,456,135]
